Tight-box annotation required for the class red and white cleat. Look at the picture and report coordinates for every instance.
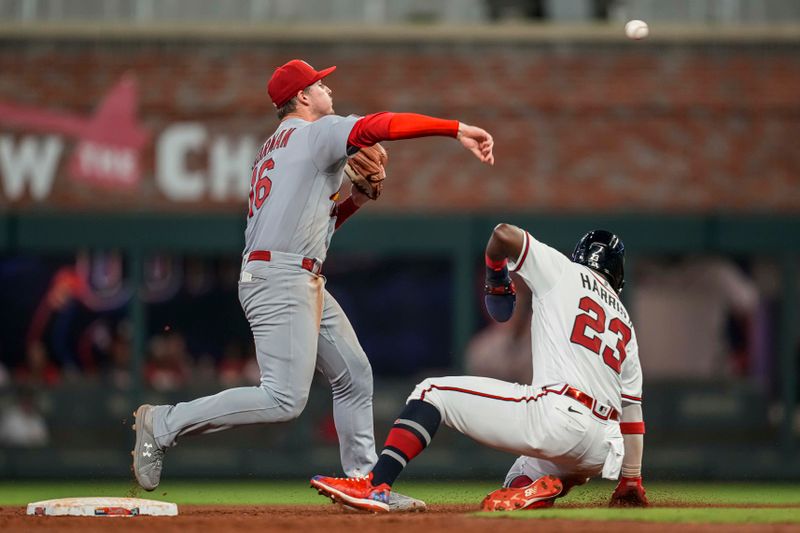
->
[310,472,392,513]
[480,475,563,511]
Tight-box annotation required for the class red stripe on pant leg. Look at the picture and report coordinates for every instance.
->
[420,384,551,403]
[384,427,425,460]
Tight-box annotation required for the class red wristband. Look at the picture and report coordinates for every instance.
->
[485,254,508,271]
[620,421,646,434]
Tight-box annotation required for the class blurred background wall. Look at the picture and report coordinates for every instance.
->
[0,0,798,480]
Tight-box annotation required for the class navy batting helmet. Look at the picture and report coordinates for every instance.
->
[571,230,625,293]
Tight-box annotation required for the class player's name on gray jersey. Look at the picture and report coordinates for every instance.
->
[579,272,629,320]
[253,127,297,166]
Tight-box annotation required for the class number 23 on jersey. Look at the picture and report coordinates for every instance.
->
[248,158,274,218]
[569,296,631,374]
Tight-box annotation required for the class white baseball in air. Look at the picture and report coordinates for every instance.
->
[624,19,649,40]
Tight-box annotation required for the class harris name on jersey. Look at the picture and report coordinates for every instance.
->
[579,272,629,321]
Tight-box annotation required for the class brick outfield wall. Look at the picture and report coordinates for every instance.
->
[0,39,798,213]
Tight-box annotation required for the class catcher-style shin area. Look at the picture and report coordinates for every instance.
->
[26,497,178,517]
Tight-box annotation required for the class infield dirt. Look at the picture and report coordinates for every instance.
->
[3,504,800,532]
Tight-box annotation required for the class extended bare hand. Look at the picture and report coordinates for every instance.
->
[457,123,494,165]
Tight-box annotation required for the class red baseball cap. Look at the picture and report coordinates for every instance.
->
[267,59,336,108]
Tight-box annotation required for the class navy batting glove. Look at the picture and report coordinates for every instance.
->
[484,262,516,322]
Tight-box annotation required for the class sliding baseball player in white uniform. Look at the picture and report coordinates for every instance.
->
[311,226,648,511]
[131,59,494,512]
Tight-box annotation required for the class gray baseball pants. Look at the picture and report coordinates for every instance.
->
[151,258,378,477]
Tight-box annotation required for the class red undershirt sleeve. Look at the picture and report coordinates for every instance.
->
[334,197,360,230]
[347,112,459,148]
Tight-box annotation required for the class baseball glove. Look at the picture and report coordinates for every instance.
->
[344,143,388,200]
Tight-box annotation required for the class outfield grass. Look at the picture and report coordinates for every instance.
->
[2,480,799,524]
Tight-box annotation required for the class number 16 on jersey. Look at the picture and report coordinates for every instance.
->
[248,158,274,218]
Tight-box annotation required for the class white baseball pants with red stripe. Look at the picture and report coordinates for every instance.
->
[409,376,624,481]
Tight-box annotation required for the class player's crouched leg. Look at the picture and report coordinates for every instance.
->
[407,375,526,415]
[407,376,531,449]
[407,377,446,411]
[407,376,492,436]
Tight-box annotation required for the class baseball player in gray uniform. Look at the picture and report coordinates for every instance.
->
[132,59,494,511]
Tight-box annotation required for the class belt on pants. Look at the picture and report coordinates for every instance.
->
[246,250,323,275]
[544,384,620,422]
